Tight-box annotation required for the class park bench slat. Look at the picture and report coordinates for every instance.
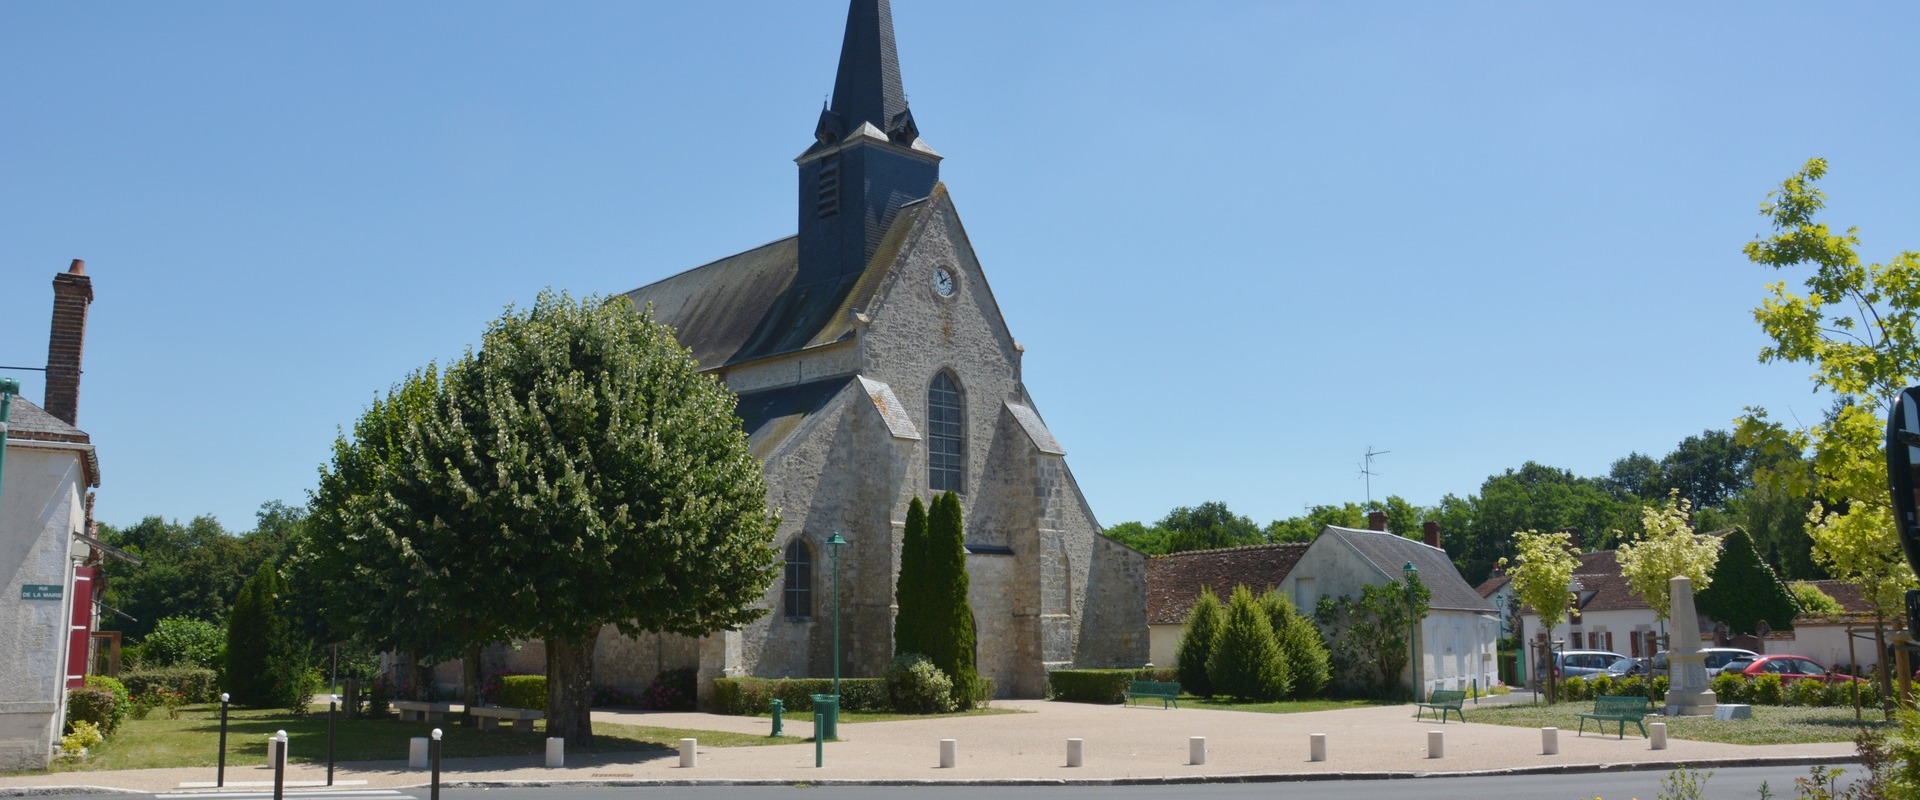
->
[1576,695,1650,739]
[1413,689,1467,724]
[1125,680,1181,709]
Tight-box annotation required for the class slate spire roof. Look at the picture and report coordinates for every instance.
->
[817,0,917,146]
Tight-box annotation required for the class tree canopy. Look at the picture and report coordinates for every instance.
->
[1614,492,1720,622]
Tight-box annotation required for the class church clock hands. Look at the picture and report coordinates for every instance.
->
[932,266,956,297]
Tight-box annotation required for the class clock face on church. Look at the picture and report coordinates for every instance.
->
[932,267,956,297]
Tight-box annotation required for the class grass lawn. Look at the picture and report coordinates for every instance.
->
[42,703,800,774]
[1467,702,1892,745]
[1177,696,1399,714]
[835,707,1025,724]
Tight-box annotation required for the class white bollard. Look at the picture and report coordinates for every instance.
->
[268,733,289,767]
[409,736,429,770]
[1650,723,1668,750]
[1542,727,1559,755]
[546,737,565,768]
[939,739,957,768]
[1427,730,1445,759]
[1309,733,1327,762]
[679,738,697,768]
[1066,738,1084,767]
[1189,736,1207,765]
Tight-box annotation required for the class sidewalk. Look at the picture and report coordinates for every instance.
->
[0,699,1856,794]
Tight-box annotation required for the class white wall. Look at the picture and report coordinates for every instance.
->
[0,445,86,771]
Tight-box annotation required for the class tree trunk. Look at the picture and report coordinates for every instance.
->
[461,643,483,727]
[546,630,599,747]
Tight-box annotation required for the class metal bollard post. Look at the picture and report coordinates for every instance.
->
[328,694,339,785]
[770,699,785,737]
[430,728,442,800]
[217,693,230,788]
[272,730,287,800]
[814,713,824,768]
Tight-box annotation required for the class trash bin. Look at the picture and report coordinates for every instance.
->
[810,694,839,741]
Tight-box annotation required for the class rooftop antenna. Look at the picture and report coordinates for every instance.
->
[1360,446,1390,508]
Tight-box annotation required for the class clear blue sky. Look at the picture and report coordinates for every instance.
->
[4,2,1916,534]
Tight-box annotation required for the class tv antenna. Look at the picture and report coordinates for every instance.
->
[1359,446,1390,508]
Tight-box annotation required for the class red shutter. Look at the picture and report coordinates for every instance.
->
[67,565,94,688]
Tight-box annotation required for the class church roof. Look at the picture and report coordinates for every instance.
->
[1005,401,1064,455]
[626,196,932,371]
[733,376,856,460]
[1144,542,1310,625]
[1319,526,1494,614]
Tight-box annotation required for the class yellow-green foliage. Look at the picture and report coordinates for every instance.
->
[1561,676,1589,702]
[60,720,103,755]
[1614,492,1720,621]
[1711,672,1747,703]
[1504,531,1579,632]
[1751,673,1784,705]
[1786,678,1827,707]
[1789,581,1845,614]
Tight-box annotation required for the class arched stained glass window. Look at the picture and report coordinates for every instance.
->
[784,539,813,618]
[928,371,965,493]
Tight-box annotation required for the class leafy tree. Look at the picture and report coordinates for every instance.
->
[1614,492,1721,622]
[1742,157,1920,622]
[1266,502,1368,544]
[1604,453,1664,503]
[925,492,978,708]
[1207,586,1287,701]
[1100,521,1169,555]
[224,563,312,710]
[1446,463,1638,584]
[1660,430,1758,510]
[1313,576,1429,698]
[1504,529,1579,639]
[1259,589,1330,698]
[139,616,224,671]
[1696,529,1797,634]
[893,497,932,658]
[1788,581,1844,615]
[1162,501,1263,553]
[303,292,781,745]
[1174,588,1223,698]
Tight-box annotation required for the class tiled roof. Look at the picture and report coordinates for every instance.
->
[1144,543,1309,625]
[1475,573,1511,599]
[1321,526,1495,613]
[1800,579,1873,615]
[5,396,89,444]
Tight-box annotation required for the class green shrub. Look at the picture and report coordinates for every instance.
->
[1175,588,1223,698]
[128,694,157,721]
[1561,676,1589,702]
[60,720,103,756]
[1046,669,1135,704]
[123,666,220,703]
[1651,675,1670,703]
[886,654,955,714]
[1612,675,1645,698]
[972,675,996,707]
[1830,679,1880,709]
[708,677,889,715]
[139,616,225,670]
[65,687,118,735]
[1208,586,1287,701]
[1260,590,1330,698]
[85,675,131,731]
[1751,673,1784,705]
[1710,672,1747,703]
[1587,674,1613,698]
[840,678,889,711]
[1786,678,1827,707]
[1133,666,1177,683]
[498,675,547,710]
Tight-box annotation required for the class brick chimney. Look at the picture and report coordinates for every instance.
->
[1422,520,1441,550]
[1367,510,1389,531]
[45,259,93,426]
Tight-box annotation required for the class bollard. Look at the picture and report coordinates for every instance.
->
[1189,736,1207,765]
[328,694,339,786]
[680,738,698,768]
[1309,733,1327,762]
[770,699,785,737]
[1427,730,1445,759]
[546,737,565,768]
[409,737,429,770]
[429,729,442,800]
[271,730,287,800]
[1542,727,1559,755]
[1066,738,1084,768]
[217,693,230,788]
[939,739,957,768]
[814,713,824,768]
[1650,722,1668,750]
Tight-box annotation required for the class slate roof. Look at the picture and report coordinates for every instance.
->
[3,396,99,487]
[733,377,854,460]
[1475,573,1511,599]
[1144,543,1309,625]
[1320,526,1494,613]
[626,197,932,371]
[1004,401,1063,456]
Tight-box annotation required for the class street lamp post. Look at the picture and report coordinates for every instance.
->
[1404,561,1419,701]
[825,533,847,698]
[0,378,19,520]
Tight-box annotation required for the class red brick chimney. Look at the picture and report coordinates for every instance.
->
[1422,520,1441,550]
[1367,510,1388,531]
[45,259,93,426]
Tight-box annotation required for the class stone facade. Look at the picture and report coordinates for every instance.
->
[0,425,94,770]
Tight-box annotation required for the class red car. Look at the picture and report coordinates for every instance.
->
[1724,655,1862,684]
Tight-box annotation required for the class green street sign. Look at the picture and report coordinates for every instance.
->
[20,584,62,601]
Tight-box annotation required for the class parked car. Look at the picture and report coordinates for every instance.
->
[1608,648,1758,678]
[1722,655,1862,684]
[1539,650,1630,680]
[1605,657,1648,677]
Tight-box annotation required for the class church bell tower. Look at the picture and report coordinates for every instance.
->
[796,0,942,287]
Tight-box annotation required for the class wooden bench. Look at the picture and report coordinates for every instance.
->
[1125,680,1180,709]
[469,705,544,733]
[392,700,452,723]
[1414,689,1467,724]
[1576,695,1650,739]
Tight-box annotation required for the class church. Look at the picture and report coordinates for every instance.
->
[590,0,1149,701]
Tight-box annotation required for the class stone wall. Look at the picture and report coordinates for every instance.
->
[0,447,86,771]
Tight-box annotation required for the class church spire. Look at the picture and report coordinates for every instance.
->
[816,0,917,145]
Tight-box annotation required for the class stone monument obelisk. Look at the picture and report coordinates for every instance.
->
[1664,575,1718,716]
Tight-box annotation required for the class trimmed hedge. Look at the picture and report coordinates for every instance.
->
[66,687,119,735]
[498,676,547,711]
[1047,669,1137,704]
[124,666,220,703]
[710,677,887,716]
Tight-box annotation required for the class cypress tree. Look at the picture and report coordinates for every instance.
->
[893,497,931,659]
[1260,590,1330,698]
[1697,529,1799,634]
[1175,587,1224,698]
[927,492,978,708]
[225,563,310,709]
[1208,585,1288,701]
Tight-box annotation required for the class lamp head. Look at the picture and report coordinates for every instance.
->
[0,377,19,395]
[1403,561,1417,577]
[826,532,848,548]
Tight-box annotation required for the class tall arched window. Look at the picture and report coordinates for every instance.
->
[928,371,965,493]
[784,539,813,618]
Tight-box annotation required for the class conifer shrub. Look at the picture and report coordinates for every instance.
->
[886,653,956,714]
[1696,530,1798,634]
[893,498,932,662]
[926,493,978,709]
[225,563,314,710]
[1207,585,1288,701]
[1175,588,1224,698]
[1259,590,1330,698]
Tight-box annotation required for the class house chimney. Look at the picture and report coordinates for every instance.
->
[1367,510,1388,531]
[45,259,92,426]
[1422,520,1441,550]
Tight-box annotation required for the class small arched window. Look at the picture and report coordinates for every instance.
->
[784,539,813,618]
[928,371,965,493]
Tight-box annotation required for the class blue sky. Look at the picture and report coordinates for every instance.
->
[4,1,1916,533]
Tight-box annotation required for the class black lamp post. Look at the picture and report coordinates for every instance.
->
[1404,561,1419,700]
[825,532,847,697]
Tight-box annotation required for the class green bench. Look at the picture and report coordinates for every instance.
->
[1577,695,1650,739]
[1125,680,1180,709]
[1414,689,1467,723]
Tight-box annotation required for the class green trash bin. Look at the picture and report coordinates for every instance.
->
[810,694,839,741]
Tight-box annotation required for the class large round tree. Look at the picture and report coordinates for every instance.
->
[306,291,780,745]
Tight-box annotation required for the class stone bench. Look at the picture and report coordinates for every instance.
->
[470,706,544,733]
[393,700,453,723]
